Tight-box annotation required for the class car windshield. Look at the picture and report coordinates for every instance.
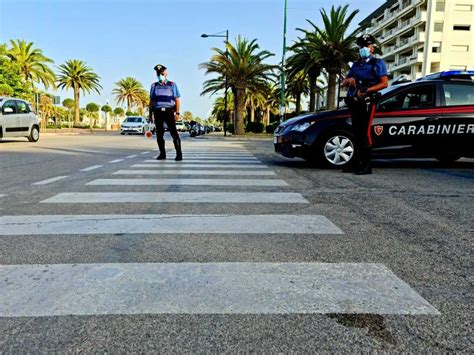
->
[125,117,142,123]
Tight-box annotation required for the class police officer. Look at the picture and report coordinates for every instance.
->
[342,34,388,175]
[149,64,182,161]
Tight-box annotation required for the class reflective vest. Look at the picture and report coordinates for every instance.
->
[151,81,176,108]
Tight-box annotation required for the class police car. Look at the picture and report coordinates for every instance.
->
[274,71,474,167]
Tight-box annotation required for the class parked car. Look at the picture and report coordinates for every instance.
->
[0,97,40,142]
[120,116,150,135]
[175,120,187,132]
[274,70,474,168]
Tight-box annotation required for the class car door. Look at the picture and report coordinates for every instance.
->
[1,100,21,137]
[15,100,32,135]
[371,83,440,150]
[439,82,474,153]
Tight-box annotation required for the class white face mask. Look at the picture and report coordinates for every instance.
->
[359,47,371,58]
[158,74,165,82]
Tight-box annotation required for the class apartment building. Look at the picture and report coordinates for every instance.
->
[359,0,474,80]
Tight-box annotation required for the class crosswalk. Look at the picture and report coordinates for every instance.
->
[0,140,439,318]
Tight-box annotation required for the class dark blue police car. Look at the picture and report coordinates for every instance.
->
[274,71,474,168]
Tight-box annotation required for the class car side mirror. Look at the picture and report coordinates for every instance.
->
[3,107,14,114]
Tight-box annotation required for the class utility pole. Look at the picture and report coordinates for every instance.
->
[280,0,288,122]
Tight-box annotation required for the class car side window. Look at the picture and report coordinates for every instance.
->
[379,85,436,111]
[16,101,29,114]
[2,100,17,115]
[443,83,474,106]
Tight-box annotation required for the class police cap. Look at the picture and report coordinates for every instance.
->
[154,64,167,73]
[356,34,376,47]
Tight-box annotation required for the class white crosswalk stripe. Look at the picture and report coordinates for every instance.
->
[0,139,439,319]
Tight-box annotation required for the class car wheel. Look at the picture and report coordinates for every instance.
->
[120,132,125,135]
[28,126,40,142]
[315,130,355,168]
[435,154,461,164]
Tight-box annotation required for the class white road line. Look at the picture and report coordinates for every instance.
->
[125,155,138,159]
[0,214,340,235]
[40,192,309,204]
[183,156,258,160]
[109,159,124,163]
[0,263,439,317]
[140,151,151,155]
[132,164,268,169]
[0,194,6,198]
[113,170,275,176]
[32,176,69,185]
[87,178,288,187]
[80,165,103,172]
[143,159,262,164]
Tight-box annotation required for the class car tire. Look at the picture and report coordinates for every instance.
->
[435,154,461,164]
[120,132,125,135]
[312,129,356,168]
[28,126,40,142]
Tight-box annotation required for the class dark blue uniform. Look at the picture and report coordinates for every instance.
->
[346,56,388,171]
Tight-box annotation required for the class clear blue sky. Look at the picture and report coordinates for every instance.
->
[0,0,384,118]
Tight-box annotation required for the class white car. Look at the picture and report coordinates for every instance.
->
[120,116,150,135]
[175,120,187,132]
[0,97,40,142]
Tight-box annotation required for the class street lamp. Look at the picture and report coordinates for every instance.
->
[280,0,288,122]
[201,30,229,136]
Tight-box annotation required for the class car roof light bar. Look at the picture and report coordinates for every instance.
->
[417,70,474,81]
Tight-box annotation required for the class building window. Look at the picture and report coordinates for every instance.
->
[455,4,472,11]
[436,1,445,11]
[432,42,442,53]
[452,45,469,52]
[434,22,444,31]
[453,25,471,31]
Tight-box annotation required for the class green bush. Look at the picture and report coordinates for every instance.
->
[73,123,91,129]
[226,123,235,134]
[266,122,279,133]
[46,124,61,129]
[246,122,265,133]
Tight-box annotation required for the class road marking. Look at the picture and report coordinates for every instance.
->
[109,159,124,163]
[113,170,275,176]
[125,155,138,159]
[40,192,309,204]
[140,151,151,155]
[132,164,268,169]
[0,263,439,317]
[0,194,6,198]
[183,156,258,160]
[87,178,288,187]
[80,165,103,172]
[0,214,340,235]
[143,159,262,164]
[32,176,69,185]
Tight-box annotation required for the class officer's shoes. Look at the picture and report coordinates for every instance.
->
[354,165,373,175]
[156,152,166,160]
[175,153,182,161]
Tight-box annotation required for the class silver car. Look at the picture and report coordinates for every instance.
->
[120,116,150,135]
[0,97,40,142]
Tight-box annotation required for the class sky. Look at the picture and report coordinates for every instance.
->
[0,0,385,118]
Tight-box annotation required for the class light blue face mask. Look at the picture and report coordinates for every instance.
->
[359,47,371,59]
[158,74,165,82]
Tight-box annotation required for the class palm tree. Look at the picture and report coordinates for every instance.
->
[287,37,322,112]
[56,59,102,124]
[286,70,310,115]
[212,92,234,123]
[301,5,360,110]
[200,36,276,135]
[7,39,56,90]
[112,77,146,113]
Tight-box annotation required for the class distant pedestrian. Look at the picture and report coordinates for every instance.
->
[342,34,388,174]
[149,64,182,161]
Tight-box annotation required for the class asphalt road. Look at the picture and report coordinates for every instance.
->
[0,131,472,352]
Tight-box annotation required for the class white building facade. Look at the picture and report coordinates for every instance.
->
[360,0,474,80]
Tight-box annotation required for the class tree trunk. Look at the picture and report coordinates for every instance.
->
[316,92,321,111]
[265,108,270,125]
[327,72,338,110]
[309,73,317,112]
[296,92,301,115]
[250,104,255,123]
[234,89,245,135]
[74,86,80,124]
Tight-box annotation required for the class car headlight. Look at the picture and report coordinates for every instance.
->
[291,122,315,132]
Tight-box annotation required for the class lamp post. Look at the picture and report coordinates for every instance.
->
[280,0,288,122]
[201,30,229,136]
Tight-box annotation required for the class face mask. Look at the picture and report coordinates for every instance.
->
[359,47,371,59]
[158,74,165,82]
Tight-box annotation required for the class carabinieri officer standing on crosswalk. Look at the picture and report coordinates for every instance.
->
[149,64,182,161]
[342,34,388,175]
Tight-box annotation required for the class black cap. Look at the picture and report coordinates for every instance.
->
[356,34,376,47]
[154,64,167,73]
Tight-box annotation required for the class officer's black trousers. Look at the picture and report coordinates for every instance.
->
[153,109,180,143]
[348,99,374,167]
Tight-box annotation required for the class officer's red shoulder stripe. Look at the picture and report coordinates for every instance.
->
[376,106,474,117]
